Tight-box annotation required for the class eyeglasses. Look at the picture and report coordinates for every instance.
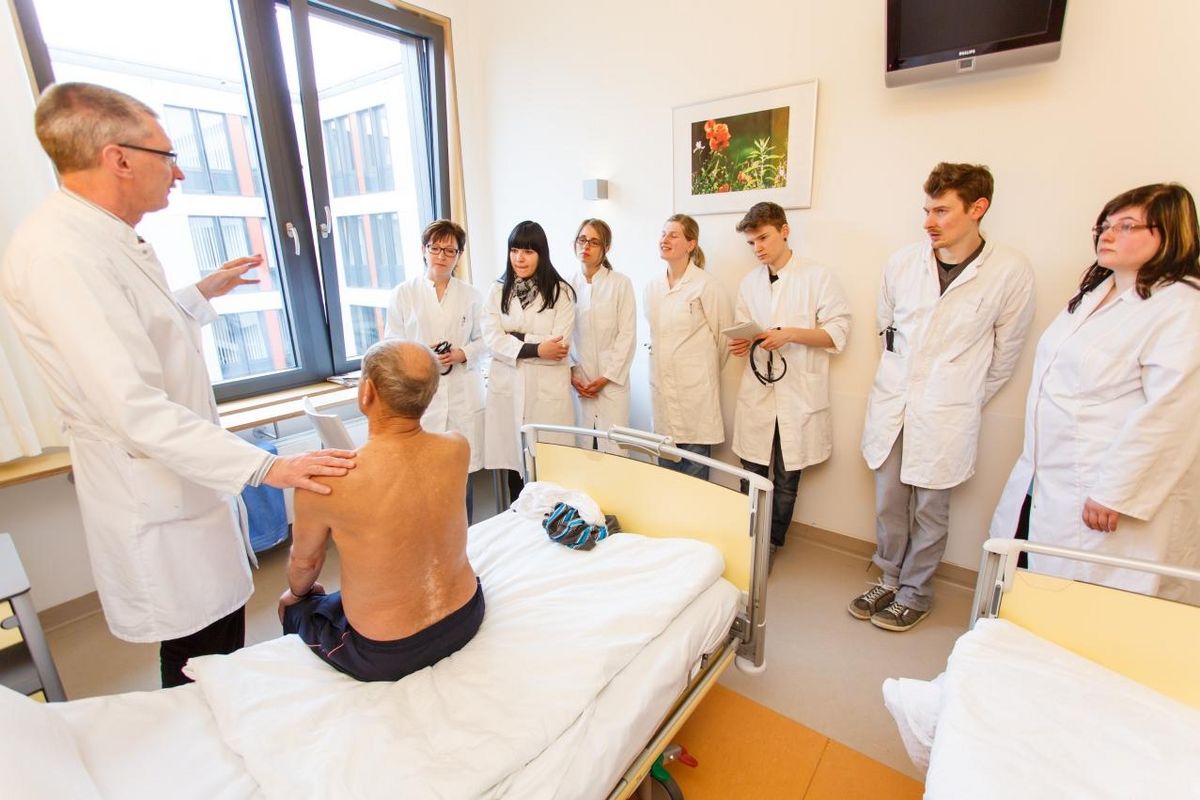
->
[425,244,461,257]
[1092,220,1157,237]
[118,143,178,167]
[575,236,603,249]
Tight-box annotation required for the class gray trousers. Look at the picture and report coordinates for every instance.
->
[872,433,951,611]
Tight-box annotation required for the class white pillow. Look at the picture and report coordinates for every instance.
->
[0,685,103,799]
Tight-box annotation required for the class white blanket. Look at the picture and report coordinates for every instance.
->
[186,509,726,799]
[901,619,1200,799]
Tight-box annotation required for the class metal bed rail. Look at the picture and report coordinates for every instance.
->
[971,537,1200,625]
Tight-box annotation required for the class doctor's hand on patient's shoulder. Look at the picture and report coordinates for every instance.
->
[264,449,357,495]
[1082,498,1120,533]
[728,338,752,357]
[196,255,264,300]
[537,336,569,361]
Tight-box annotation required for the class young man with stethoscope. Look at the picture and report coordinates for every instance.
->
[852,163,1035,631]
[728,202,851,572]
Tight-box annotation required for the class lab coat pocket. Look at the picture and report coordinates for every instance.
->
[126,456,184,525]
[800,371,831,412]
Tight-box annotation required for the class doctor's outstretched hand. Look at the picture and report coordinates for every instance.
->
[197,255,264,300]
[264,449,357,495]
[1082,497,1120,533]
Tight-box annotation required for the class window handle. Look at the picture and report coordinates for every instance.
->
[319,206,331,239]
[285,222,301,255]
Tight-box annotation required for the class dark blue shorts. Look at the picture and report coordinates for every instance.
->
[282,579,485,682]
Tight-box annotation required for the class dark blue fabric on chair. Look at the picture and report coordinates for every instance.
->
[242,439,289,553]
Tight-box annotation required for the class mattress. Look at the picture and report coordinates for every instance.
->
[47,502,740,799]
[885,618,1200,800]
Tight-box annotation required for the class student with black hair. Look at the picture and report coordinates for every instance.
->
[482,220,576,499]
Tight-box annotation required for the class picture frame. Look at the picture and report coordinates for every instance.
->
[672,80,819,215]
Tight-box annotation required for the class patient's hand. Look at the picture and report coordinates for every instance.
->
[277,582,326,624]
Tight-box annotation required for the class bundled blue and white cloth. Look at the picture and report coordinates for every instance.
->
[541,502,620,551]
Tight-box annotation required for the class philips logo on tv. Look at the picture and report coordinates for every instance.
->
[958,49,977,57]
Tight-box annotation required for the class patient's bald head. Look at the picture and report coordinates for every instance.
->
[361,340,439,419]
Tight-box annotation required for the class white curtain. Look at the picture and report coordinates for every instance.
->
[0,4,63,461]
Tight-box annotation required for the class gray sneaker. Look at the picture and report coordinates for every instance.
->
[870,601,930,632]
[847,581,897,620]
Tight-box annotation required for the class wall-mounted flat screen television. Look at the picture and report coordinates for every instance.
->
[886,0,1067,87]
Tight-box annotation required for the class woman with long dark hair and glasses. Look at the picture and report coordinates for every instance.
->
[991,183,1200,603]
[482,221,576,499]
[568,219,636,453]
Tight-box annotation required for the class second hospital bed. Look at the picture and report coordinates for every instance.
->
[0,424,773,799]
[883,538,1200,799]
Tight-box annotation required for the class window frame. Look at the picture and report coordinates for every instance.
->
[11,0,451,401]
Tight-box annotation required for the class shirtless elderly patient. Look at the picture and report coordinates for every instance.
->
[279,340,484,681]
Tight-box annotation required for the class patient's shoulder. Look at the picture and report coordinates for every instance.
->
[423,429,469,463]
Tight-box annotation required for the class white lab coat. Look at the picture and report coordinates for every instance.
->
[644,262,733,445]
[731,256,851,471]
[482,281,576,472]
[569,267,636,453]
[990,278,1200,602]
[384,275,486,471]
[861,240,1035,489]
[0,191,265,642]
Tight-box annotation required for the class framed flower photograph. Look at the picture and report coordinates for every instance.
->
[673,80,818,215]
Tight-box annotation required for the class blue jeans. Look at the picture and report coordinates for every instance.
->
[659,443,712,480]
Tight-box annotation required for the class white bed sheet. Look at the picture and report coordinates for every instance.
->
[49,506,739,799]
[888,618,1200,800]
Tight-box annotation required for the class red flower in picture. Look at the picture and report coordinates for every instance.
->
[717,183,731,193]
[706,121,731,153]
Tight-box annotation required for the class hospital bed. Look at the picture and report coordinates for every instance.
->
[883,538,1200,799]
[0,424,772,800]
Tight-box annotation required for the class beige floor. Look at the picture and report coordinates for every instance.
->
[42,514,965,781]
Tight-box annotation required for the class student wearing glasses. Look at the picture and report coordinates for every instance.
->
[991,183,1200,603]
[568,219,636,453]
[384,220,485,519]
[482,221,576,499]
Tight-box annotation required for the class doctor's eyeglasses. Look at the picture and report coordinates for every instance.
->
[1092,220,1157,237]
[425,244,461,258]
[117,143,178,167]
[575,236,603,249]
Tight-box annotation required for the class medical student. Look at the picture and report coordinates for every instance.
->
[991,183,1200,603]
[0,83,353,687]
[852,162,1035,632]
[384,219,485,520]
[483,220,576,500]
[569,218,636,452]
[645,213,732,480]
[728,203,850,567]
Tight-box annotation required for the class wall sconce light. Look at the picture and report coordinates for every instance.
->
[583,179,609,201]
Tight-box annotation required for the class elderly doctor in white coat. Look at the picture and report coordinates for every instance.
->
[569,218,636,453]
[0,83,354,686]
[729,203,850,560]
[991,183,1200,604]
[645,214,732,481]
[385,219,485,517]
[852,163,1035,633]
[483,221,576,499]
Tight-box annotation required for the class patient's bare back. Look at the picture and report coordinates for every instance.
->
[314,428,476,640]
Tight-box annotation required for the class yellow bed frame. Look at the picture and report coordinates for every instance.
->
[518,424,773,800]
[971,538,1200,710]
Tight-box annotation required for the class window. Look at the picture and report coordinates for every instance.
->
[348,305,385,356]
[16,0,449,400]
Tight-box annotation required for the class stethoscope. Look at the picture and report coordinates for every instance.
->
[749,328,788,386]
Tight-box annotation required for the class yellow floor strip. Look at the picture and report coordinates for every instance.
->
[667,685,922,799]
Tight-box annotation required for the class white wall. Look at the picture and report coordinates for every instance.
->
[449,0,1200,569]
